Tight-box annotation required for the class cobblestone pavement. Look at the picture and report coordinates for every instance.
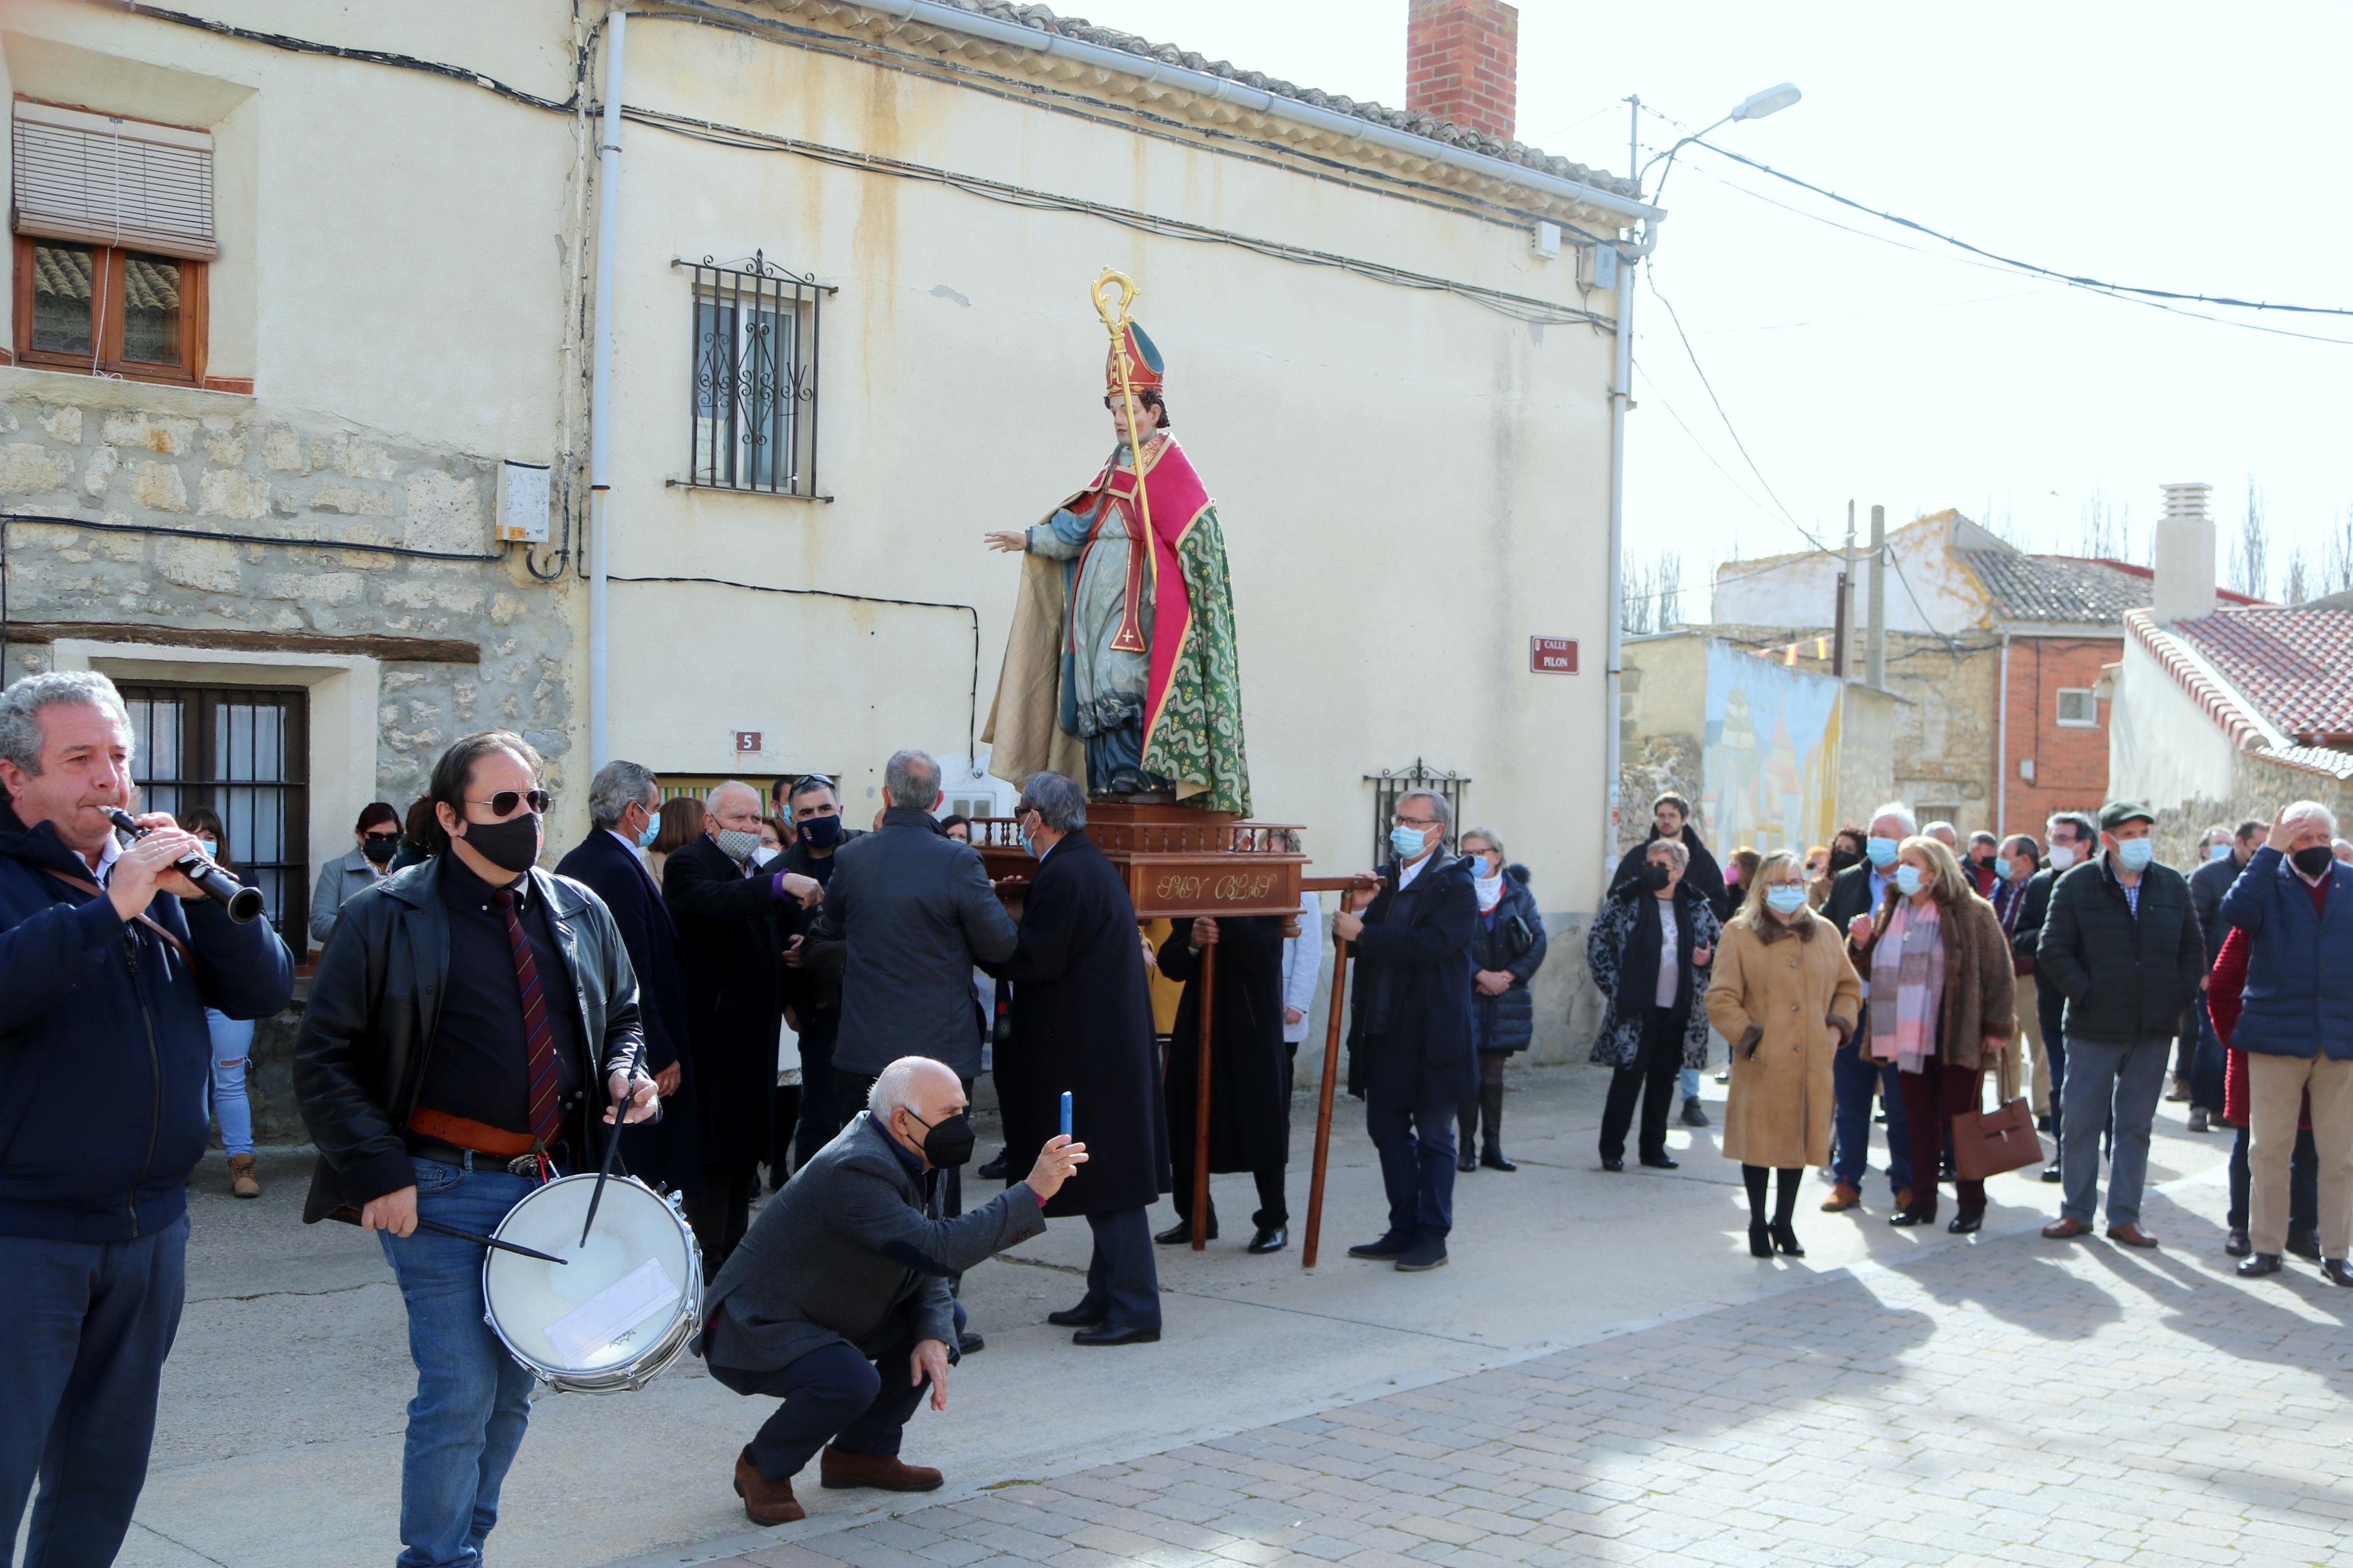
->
[694,1204,2353,1568]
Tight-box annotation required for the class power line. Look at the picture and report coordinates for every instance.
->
[1689,138,2353,325]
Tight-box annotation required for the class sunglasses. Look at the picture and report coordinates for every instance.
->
[466,790,550,819]
[363,829,402,842]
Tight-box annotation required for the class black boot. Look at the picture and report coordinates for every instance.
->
[1743,1165,1773,1257]
[1455,1101,1478,1173]
[1478,1082,1516,1171]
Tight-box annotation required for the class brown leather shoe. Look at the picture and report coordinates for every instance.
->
[820,1445,943,1492]
[2106,1222,2159,1249]
[2042,1216,2093,1240]
[1820,1182,1861,1213]
[733,1449,805,1526]
[228,1154,261,1200]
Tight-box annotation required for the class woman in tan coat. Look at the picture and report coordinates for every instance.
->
[1846,834,2017,1234]
[1708,851,1864,1258]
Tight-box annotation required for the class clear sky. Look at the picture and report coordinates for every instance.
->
[1048,1,2353,609]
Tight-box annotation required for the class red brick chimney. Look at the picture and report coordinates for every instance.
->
[1404,0,1519,141]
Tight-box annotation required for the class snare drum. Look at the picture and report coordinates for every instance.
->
[483,1174,702,1394]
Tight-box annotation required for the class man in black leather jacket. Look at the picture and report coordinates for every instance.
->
[294,732,658,1568]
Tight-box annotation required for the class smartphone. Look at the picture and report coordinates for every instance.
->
[1059,1091,1073,1140]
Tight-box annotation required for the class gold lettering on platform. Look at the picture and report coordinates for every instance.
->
[1152,872,1279,904]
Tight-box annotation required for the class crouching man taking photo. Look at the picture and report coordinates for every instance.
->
[700,1056,1086,1525]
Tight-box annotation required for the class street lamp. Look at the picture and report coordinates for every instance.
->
[1599,83,1801,893]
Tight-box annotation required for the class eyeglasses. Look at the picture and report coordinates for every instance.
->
[363,829,401,843]
[1393,814,1439,830]
[466,790,550,819]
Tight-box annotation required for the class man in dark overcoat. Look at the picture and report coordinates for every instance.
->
[1156,912,1292,1252]
[665,780,821,1278]
[990,771,1168,1346]
[1334,789,1477,1273]
[557,760,700,1196]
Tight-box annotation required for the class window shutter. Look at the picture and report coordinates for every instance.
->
[10,101,217,261]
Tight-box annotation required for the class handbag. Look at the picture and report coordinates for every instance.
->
[1504,913,1535,958]
[1951,1062,2043,1181]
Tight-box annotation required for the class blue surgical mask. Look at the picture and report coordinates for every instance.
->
[636,813,660,849]
[2117,838,2155,872]
[1993,857,2015,881]
[2209,842,2233,863]
[1867,836,1900,869]
[1894,864,1924,897]
[1765,886,1807,915]
[1021,829,1039,859]
[1390,824,1430,859]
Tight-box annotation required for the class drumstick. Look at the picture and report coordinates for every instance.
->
[328,1207,569,1264]
[581,1043,643,1247]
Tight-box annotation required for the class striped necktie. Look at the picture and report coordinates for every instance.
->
[492,887,564,1151]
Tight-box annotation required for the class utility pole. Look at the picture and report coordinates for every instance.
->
[1833,500,1856,678]
[1866,503,1887,688]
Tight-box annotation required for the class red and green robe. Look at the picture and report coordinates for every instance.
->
[984,432,1250,816]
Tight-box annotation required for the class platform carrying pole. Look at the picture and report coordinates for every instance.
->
[1190,942,1217,1249]
[1301,934,1352,1269]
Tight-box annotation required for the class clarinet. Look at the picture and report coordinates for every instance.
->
[105,808,266,925]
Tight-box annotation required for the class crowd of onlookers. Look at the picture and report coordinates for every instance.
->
[1602,790,2353,1276]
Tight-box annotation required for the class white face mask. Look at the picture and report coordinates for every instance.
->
[2047,844,2076,871]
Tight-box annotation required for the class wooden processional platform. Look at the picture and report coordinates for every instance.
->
[971,801,1358,1264]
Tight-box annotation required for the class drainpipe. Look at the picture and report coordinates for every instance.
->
[1603,253,1632,895]
[1996,630,2010,837]
[588,9,627,771]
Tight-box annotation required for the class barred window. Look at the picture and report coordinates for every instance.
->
[1368,760,1470,863]
[676,254,833,499]
[119,683,311,948]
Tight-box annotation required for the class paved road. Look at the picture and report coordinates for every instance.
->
[102,1065,2308,1568]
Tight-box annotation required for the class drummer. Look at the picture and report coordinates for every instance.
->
[293,731,659,1568]
[701,1056,1087,1526]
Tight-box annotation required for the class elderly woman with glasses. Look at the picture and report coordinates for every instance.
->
[1708,850,1862,1257]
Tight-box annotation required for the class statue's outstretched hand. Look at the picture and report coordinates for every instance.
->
[985,531,1027,553]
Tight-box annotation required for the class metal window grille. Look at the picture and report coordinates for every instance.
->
[677,253,833,499]
[1367,760,1470,863]
[119,684,310,947]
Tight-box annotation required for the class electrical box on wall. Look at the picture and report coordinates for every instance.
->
[495,459,552,543]
[1587,244,1620,290]
[1531,221,1561,259]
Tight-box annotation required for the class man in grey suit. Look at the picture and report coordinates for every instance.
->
[701,1057,1085,1526]
[806,748,1018,1161]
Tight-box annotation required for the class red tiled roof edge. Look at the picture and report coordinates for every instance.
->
[2127,610,2267,752]
[2079,560,2267,607]
[2127,611,2353,780]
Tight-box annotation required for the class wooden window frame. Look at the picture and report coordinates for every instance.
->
[10,233,209,386]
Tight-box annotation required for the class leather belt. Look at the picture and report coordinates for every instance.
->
[405,1136,544,1178]
[409,1107,535,1158]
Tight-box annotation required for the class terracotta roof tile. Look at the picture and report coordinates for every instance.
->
[2174,607,2353,743]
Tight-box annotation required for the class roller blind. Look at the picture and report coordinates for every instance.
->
[11,100,217,261]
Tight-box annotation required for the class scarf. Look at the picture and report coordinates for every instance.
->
[1868,898,1945,1075]
[1475,869,1504,913]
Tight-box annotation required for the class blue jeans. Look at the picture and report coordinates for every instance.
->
[378,1158,541,1568]
[1832,1032,1913,1197]
[1366,1090,1456,1244]
[0,1215,187,1568]
[205,1009,255,1158]
[2060,1039,2170,1227]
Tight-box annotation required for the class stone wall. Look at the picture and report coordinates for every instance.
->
[0,369,578,813]
[2146,750,2353,871]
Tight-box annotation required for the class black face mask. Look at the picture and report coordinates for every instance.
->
[361,834,399,865]
[799,813,843,849]
[2292,844,2336,879]
[457,812,542,875]
[903,1108,976,1169]
[1827,847,1861,874]
[1639,863,1673,892]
